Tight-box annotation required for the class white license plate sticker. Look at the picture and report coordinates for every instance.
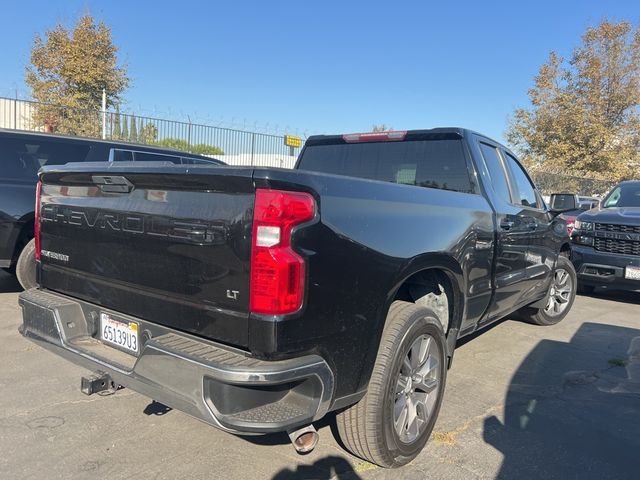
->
[625,266,640,280]
[100,313,139,353]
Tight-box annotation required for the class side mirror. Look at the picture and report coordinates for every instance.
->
[549,193,577,215]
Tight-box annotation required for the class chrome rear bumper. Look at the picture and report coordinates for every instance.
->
[19,289,334,434]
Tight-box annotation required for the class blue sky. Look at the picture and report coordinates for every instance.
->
[1,0,639,143]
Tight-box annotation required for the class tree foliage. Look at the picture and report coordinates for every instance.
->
[139,121,158,143]
[155,138,224,156]
[129,114,138,142]
[113,105,122,139]
[26,14,129,137]
[507,20,640,181]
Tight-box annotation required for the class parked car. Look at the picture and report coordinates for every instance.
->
[0,129,223,289]
[550,193,600,235]
[19,128,576,468]
[577,195,600,210]
[571,180,640,294]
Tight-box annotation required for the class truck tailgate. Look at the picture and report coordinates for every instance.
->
[38,166,254,348]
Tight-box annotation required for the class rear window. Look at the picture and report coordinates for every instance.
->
[134,151,181,164]
[0,137,90,181]
[297,139,473,193]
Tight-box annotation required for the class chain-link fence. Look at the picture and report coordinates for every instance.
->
[530,171,616,197]
[0,97,302,168]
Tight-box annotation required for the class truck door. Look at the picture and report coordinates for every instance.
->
[501,150,555,301]
[476,141,532,321]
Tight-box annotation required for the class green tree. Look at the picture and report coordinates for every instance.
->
[129,114,138,142]
[507,20,640,182]
[26,14,129,136]
[140,122,158,143]
[155,137,224,155]
[137,118,145,143]
[113,105,121,139]
[122,114,129,140]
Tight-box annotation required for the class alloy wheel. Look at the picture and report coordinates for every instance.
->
[393,334,441,444]
[544,267,573,316]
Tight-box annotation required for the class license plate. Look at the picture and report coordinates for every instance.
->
[100,312,139,353]
[625,266,640,280]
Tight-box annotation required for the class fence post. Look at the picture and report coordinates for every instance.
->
[251,132,256,166]
[101,88,107,139]
[14,98,17,129]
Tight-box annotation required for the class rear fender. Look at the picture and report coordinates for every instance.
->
[354,253,465,393]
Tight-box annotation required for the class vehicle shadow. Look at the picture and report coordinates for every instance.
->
[238,414,363,478]
[483,322,640,479]
[143,400,172,416]
[0,270,21,293]
[271,455,362,479]
[582,287,640,306]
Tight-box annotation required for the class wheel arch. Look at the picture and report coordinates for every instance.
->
[355,253,465,394]
[9,213,35,265]
[387,253,465,338]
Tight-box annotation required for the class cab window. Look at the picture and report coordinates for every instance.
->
[503,152,539,209]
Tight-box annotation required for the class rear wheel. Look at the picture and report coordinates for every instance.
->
[335,301,447,468]
[521,256,576,326]
[16,238,37,290]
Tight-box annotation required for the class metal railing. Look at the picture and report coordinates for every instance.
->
[0,96,302,168]
[531,171,616,197]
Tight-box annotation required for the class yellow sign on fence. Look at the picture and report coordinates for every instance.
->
[284,134,303,148]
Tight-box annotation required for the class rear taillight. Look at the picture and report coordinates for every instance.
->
[250,189,315,315]
[34,180,42,261]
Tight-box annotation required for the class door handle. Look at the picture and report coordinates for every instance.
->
[500,220,515,230]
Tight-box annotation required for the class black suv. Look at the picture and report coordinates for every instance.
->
[571,180,640,293]
[0,129,223,289]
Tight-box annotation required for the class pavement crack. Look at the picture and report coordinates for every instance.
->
[0,391,137,421]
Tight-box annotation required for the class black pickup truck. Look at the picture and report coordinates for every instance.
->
[571,180,640,293]
[19,128,576,468]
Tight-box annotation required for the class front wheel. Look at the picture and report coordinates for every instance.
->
[335,301,447,468]
[521,255,577,326]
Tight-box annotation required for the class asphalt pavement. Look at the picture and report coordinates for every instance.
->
[1,270,638,480]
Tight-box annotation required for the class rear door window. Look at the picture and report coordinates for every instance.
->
[111,149,134,162]
[503,153,540,209]
[478,142,512,204]
[134,151,181,164]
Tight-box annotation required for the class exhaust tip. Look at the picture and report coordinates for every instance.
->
[288,424,319,454]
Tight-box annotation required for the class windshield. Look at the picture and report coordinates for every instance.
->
[602,183,640,208]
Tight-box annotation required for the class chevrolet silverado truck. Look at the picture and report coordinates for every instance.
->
[571,180,640,294]
[19,128,577,468]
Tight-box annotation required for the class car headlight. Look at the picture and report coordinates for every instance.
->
[574,219,594,231]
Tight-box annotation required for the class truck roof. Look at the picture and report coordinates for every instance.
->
[305,127,502,147]
[0,128,220,162]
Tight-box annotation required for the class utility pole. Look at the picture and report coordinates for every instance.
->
[101,88,107,139]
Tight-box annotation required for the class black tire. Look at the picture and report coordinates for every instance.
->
[335,301,447,468]
[16,238,37,290]
[577,284,595,296]
[521,256,577,326]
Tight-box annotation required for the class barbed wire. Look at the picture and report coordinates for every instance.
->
[0,86,315,138]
